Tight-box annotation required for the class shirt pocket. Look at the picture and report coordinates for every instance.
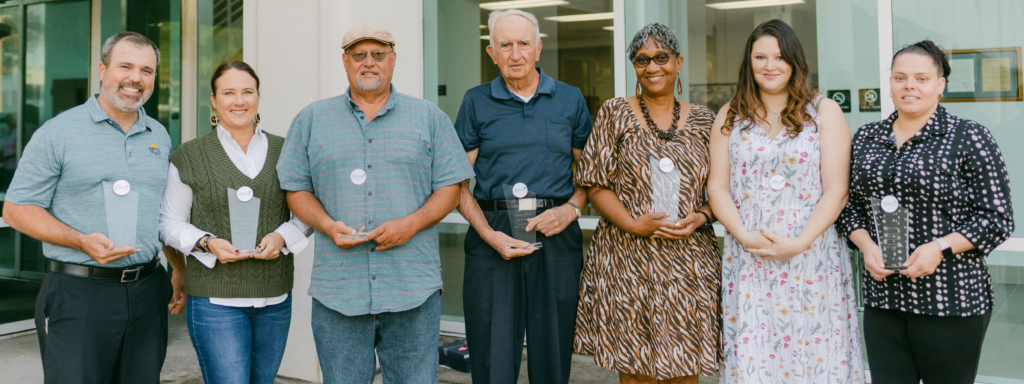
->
[386,130,428,164]
[545,118,572,155]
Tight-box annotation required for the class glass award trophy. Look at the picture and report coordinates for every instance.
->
[343,169,369,240]
[103,180,141,250]
[650,156,681,222]
[868,196,910,270]
[503,183,542,249]
[228,187,261,254]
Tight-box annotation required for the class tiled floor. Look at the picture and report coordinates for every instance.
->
[978,283,1024,380]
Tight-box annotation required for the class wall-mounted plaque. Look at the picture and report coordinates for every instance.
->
[943,47,1022,102]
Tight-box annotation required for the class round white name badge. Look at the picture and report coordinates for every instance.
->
[770,175,786,191]
[350,169,367,185]
[236,186,254,202]
[881,195,900,213]
[512,183,528,198]
[658,157,675,173]
[112,180,131,196]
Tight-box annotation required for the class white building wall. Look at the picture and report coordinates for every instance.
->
[242,1,424,381]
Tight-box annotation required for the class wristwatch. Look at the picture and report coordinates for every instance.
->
[566,201,582,220]
[935,237,953,258]
[696,211,713,230]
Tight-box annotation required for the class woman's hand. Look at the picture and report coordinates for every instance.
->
[900,241,944,279]
[861,240,895,281]
[746,230,808,262]
[207,238,250,264]
[652,212,705,240]
[737,230,772,249]
[254,232,285,260]
[628,212,675,237]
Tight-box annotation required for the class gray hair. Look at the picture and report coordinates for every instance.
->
[627,23,679,60]
[487,9,541,49]
[101,32,161,68]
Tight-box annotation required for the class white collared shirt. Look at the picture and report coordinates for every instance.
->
[159,124,309,308]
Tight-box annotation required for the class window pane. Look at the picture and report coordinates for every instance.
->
[0,6,18,197]
[196,0,243,137]
[127,0,183,149]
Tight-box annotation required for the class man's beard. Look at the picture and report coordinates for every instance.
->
[101,79,153,112]
[357,76,383,92]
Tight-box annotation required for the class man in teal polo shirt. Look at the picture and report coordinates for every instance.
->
[3,32,172,384]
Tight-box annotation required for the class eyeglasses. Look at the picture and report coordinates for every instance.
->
[632,53,672,68]
[496,40,535,52]
[347,50,393,63]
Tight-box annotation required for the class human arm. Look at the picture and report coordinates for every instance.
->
[3,202,136,264]
[367,183,461,251]
[157,163,248,264]
[456,149,537,259]
[706,103,771,249]
[164,245,187,315]
[653,204,715,240]
[525,148,589,236]
[285,190,368,250]
[747,98,851,261]
[901,121,1014,278]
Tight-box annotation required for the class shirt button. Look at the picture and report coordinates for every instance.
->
[128,152,133,157]
[371,275,377,280]
[368,191,373,196]
[367,139,373,143]
[369,247,375,252]
[367,164,372,169]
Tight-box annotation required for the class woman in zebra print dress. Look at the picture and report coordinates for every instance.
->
[574,23,722,384]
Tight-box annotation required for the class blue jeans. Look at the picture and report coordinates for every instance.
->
[186,293,292,384]
[311,290,440,384]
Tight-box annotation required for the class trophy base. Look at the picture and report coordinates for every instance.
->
[114,244,143,250]
[512,242,543,249]
[238,249,262,255]
[343,233,369,240]
[885,265,907,271]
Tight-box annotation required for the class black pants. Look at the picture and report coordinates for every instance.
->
[35,263,173,384]
[463,209,583,384]
[864,306,991,384]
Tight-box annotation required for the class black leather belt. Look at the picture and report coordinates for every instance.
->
[477,199,567,211]
[49,257,159,283]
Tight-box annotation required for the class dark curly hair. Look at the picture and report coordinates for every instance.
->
[892,40,950,80]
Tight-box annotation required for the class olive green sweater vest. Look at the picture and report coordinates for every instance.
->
[169,131,293,298]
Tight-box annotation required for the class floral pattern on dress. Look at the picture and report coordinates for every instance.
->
[721,105,865,383]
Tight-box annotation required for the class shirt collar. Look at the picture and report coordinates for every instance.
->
[342,84,399,117]
[872,104,954,144]
[85,93,155,133]
[490,67,556,101]
[216,123,264,143]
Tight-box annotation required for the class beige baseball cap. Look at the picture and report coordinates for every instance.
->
[341,24,395,49]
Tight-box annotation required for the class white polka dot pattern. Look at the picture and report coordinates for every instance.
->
[837,105,1014,317]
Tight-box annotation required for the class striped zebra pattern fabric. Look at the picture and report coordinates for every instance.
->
[573,97,722,379]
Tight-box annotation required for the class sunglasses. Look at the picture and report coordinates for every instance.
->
[347,50,393,63]
[632,53,672,68]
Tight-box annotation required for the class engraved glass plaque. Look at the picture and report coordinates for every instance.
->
[103,180,140,249]
[868,197,910,270]
[649,156,682,222]
[228,187,261,254]
[502,183,542,249]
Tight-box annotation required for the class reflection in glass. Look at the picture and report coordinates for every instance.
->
[0,6,17,195]
[430,0,613,122]
[128,0,183,149]
[197,0,243,137]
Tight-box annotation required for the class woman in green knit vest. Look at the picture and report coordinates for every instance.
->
[158,61,310,384]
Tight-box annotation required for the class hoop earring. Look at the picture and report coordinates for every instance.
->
[254,114,261,124]
[210,111,219,126]
[635,81,642,98]
[676,77,684,95]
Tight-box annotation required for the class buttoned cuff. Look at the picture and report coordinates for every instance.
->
[275,222,310,255]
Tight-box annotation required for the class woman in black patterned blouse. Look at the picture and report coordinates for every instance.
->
[837,40,1014,384]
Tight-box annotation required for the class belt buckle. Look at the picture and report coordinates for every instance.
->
[120,268,141,283]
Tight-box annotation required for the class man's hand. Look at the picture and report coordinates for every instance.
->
[79,233,136,265]
[525,205,576,237]
[366,217,419,251]
[652,212,704,240]
[483,230,538,260]
[168,265,186,315]
[900,241,944,279]
[208,238,250,264]
[324,221,370,250]
[254,232,286,260]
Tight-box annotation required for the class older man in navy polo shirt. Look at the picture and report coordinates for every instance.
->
[455,9,593,384]
[3,32,172,384]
